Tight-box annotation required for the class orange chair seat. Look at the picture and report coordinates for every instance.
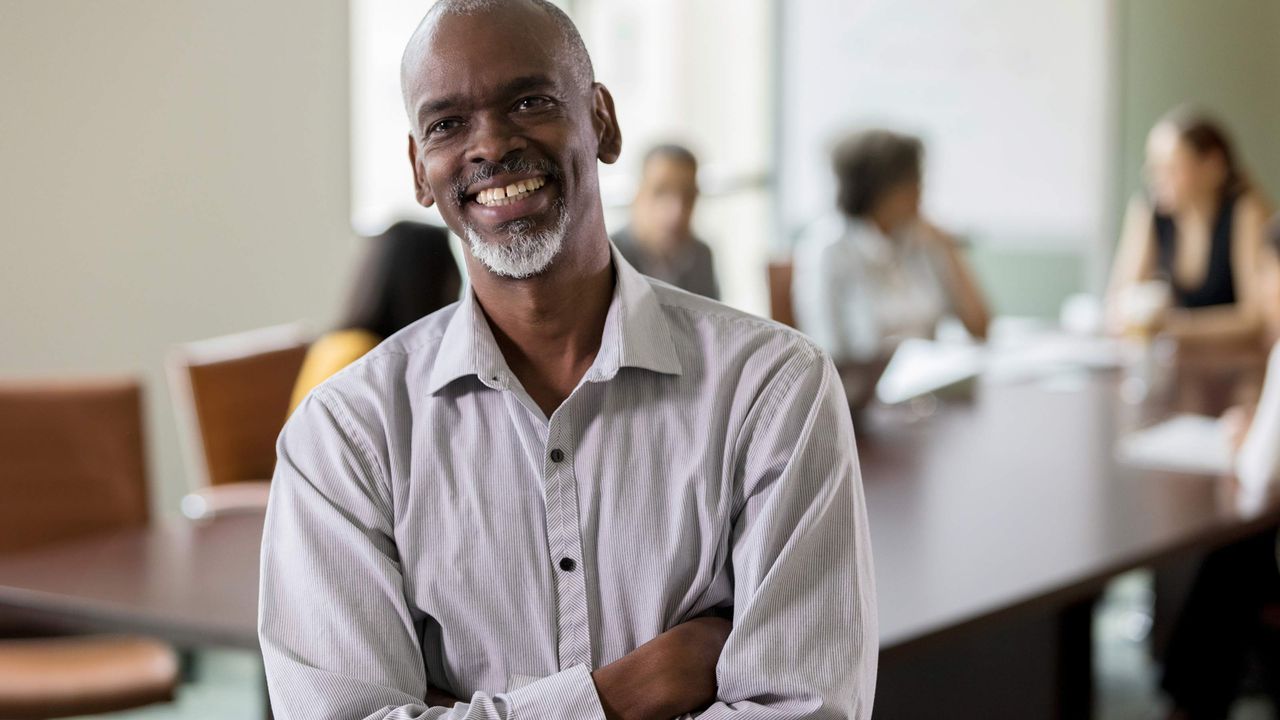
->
[0,635,178,719]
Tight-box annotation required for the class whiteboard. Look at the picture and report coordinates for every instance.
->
[778,0,1112,250]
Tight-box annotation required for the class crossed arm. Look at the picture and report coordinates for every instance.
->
[421,618,731,719]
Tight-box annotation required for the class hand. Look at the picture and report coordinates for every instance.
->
[592,616,732,720]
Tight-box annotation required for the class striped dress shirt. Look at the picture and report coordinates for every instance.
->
[259,247,877,719]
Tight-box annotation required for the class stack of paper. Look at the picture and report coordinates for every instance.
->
[875,339,983,405]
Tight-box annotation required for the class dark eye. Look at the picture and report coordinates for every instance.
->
[514,96,552,112]
[428,118,463,136]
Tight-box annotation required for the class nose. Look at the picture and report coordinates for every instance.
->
[466,112,528,165]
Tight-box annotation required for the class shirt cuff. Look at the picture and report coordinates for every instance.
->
[504,664,606,720]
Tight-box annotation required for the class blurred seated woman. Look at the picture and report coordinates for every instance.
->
[289,221,461,413]
[792,129,990,407]
[1106,107,1273,346]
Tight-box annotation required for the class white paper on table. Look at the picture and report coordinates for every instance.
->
[875,338,984,405]
[985,333,1124,384]
[1117,414,1232,476]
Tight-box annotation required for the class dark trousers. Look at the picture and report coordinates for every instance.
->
[1161,529,1280,719]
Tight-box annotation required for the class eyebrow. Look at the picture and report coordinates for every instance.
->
[415,74,558,128]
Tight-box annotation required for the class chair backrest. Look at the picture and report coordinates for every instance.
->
[767,260,796,328]
[0,378,149,554]
[167,324,309,489]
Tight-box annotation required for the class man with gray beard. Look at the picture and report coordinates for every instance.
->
[258,1,877,718]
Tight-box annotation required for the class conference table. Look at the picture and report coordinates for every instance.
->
[0,348,1274,719]
[865,349,1277,718]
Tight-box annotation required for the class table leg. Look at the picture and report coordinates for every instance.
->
[875,593,1100,720]
[1056,596,1098,720]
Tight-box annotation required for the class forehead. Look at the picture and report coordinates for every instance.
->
[1146,123,1187,161]
[406,10,567,109]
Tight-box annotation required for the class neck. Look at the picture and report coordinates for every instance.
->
[466,225,615,416]
[863,211,898,238]
[1178,190,1221,222]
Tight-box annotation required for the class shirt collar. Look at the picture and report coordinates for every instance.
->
[426,243,683,395]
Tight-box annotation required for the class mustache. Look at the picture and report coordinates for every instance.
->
[451,156,563,204]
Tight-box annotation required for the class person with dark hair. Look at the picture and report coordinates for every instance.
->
[1106,107,1274,344]
[792,128,990,405]
[259,1,876,718]
[612,144,720,299]
[288,221,461,413]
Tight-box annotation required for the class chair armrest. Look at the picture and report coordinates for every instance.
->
[180,481,271,520]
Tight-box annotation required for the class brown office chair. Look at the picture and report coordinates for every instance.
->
[767,260,796,328]
[0,378,178,718]
[168,323,309,518]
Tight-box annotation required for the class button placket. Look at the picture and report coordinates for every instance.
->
[544,420,591,670]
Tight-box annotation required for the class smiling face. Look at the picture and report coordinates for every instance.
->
[402,4,621,279]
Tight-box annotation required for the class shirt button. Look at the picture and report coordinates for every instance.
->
[559,557,576,572]
[549,448,565,463]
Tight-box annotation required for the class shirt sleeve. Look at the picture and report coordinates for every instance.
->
[696,350,878,718]
[259,390,607,720]
[1238,342,1280,492]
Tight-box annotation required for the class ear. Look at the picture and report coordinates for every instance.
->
[591,83,622,165]
[407,133,436,207]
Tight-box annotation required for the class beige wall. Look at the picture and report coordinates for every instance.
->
[1116,0,1280,215]
[0,0,357,514]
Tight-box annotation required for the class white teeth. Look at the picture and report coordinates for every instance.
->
[475,177,546,207]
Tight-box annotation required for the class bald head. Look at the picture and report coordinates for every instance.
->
[401,0,594,115]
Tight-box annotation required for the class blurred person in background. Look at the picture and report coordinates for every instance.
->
[611,144,720,299]
[289,220,461,413]
[792,128,990,408]
[1160,220,1280,720]
[1106,107,1273,346]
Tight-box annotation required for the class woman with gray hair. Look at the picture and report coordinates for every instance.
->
[792,128,990,406]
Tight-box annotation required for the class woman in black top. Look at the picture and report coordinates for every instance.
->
[1106,107,1272,344]
[1124,114,1280,719]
